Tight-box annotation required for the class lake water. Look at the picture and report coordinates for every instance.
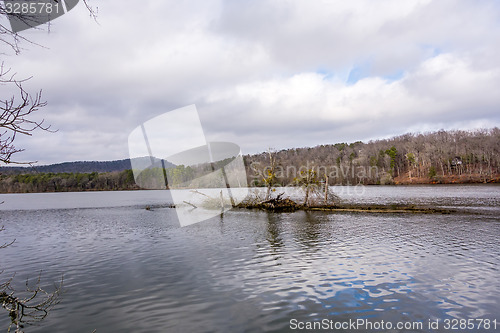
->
[0,185,499,332]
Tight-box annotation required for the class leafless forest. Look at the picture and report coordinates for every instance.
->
[245,128,500,186]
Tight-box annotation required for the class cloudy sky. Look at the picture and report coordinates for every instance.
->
[3,0,500,164]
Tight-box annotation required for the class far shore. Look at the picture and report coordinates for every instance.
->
[0,180,499,195]
[392,173,500,185]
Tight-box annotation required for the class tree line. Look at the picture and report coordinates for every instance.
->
[245,128,500,186]
[0,128,498,193]
[0,170,138,193]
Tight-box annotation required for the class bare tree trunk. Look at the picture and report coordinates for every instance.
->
[264,149,277,200]
[324,176,329,203]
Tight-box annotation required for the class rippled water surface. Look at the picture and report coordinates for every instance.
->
[0,185,499,332]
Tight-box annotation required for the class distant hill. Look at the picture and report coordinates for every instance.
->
[243,128,500,186]
[0,157,175,175]
[0,159,132,174]
[0,128,498,189]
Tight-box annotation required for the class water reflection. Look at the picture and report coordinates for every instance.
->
[265,212,285,252]
[292,211,325,251]
[0,187,499,332]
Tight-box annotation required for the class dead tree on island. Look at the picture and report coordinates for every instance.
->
[263,149,279,200]
[294,168,320,207]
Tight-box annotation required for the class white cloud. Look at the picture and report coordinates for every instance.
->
[202,52,500,152]
[2,0,500,164]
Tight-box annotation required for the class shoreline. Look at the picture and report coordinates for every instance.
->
[392,173,500,185]
[0,181,499,194]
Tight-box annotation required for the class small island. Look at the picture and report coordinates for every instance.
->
[236,193,455,214]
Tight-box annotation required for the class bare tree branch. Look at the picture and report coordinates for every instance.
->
[1,227,63,333]
[0,2,48,55]
[1,273,63,333]
[82,0,99,23]
[0,226,16,249]
[0,2,98,329]
[0,62,54,165]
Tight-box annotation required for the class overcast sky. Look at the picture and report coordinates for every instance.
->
[3,0,500,165]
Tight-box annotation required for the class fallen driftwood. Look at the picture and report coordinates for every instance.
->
[183,201,198,209]
[237,193,301,212]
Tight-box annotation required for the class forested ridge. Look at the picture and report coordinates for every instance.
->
[0,128,498,193]
[0,159,133,175]
[245,128,500,186]
[0,170,138,193]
